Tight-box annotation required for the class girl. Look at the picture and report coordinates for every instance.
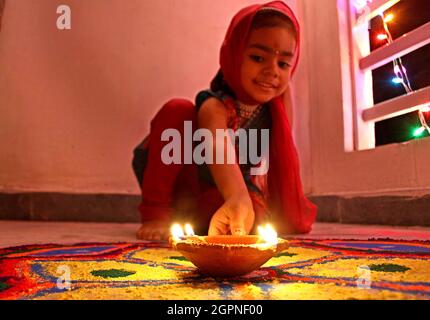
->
[133,1,317,240]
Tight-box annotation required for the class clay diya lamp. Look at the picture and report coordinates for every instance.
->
[169,224,289,277]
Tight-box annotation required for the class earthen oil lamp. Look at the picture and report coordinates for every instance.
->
[169,223,289,277]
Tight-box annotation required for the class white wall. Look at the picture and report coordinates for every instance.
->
[0,0,307,195]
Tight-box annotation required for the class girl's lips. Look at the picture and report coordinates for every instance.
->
[254,81,277,91]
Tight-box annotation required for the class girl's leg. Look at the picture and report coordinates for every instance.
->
[138,98,197,224]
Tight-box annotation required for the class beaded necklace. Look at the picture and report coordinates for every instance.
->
[236,101,263,127]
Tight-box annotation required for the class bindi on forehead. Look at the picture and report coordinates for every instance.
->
[247,27,296,55]
[248,43,294,58]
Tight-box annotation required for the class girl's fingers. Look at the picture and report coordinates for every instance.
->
[229,209,248,235]
[208,219,228,235]
[208,221,220,235]
[208,207,229,235]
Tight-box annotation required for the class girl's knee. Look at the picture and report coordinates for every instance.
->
[158,98,196,121]
[150,98,196,130]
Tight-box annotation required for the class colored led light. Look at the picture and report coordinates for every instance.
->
[413,127,425,137]
[377,34,388,40]
[392,77,403,84]
[384,13,394,23]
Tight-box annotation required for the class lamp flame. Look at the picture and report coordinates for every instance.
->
[258,224,278,245]
[185,224,195,236]
[171,223,195,241]
[171,223,185,241]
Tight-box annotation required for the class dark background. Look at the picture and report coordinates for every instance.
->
[370,0,430,146]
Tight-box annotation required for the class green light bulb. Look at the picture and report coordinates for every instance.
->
[413,127,425,137]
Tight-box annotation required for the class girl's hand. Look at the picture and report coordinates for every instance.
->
[208,194,255,236]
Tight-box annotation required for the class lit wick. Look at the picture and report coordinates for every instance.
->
[171,223,185,242]
[184,223,194,236]
[257,224,278,246]
[170,223,204,243]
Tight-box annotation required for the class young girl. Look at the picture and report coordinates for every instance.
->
[133,1,317,240]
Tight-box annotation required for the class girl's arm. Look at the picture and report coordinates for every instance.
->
[197,98,255,235]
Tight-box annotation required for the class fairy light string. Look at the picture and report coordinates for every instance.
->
[376,12,430,137]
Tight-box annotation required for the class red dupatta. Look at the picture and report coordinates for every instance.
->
[216,1,317,233]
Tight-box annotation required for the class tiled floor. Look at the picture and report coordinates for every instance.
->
[0,220,429,248]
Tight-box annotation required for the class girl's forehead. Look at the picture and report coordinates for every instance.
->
[245,27,296,52]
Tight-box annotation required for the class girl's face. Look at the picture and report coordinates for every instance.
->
[240,26,296,104]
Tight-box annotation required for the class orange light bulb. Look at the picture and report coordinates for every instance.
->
[384,13,394,23]
[377,34,388,41]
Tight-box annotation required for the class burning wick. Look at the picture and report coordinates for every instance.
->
[258,224,278,246]
[170,223,203,243]
[171,223,185,241]
[184,223,195,236]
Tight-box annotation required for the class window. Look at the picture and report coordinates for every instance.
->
[347,0,430,150]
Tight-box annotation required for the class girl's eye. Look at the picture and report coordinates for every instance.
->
[278,61,291,69]
[250,55,264,62]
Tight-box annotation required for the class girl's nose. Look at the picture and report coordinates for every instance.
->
[263,59,279,78]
